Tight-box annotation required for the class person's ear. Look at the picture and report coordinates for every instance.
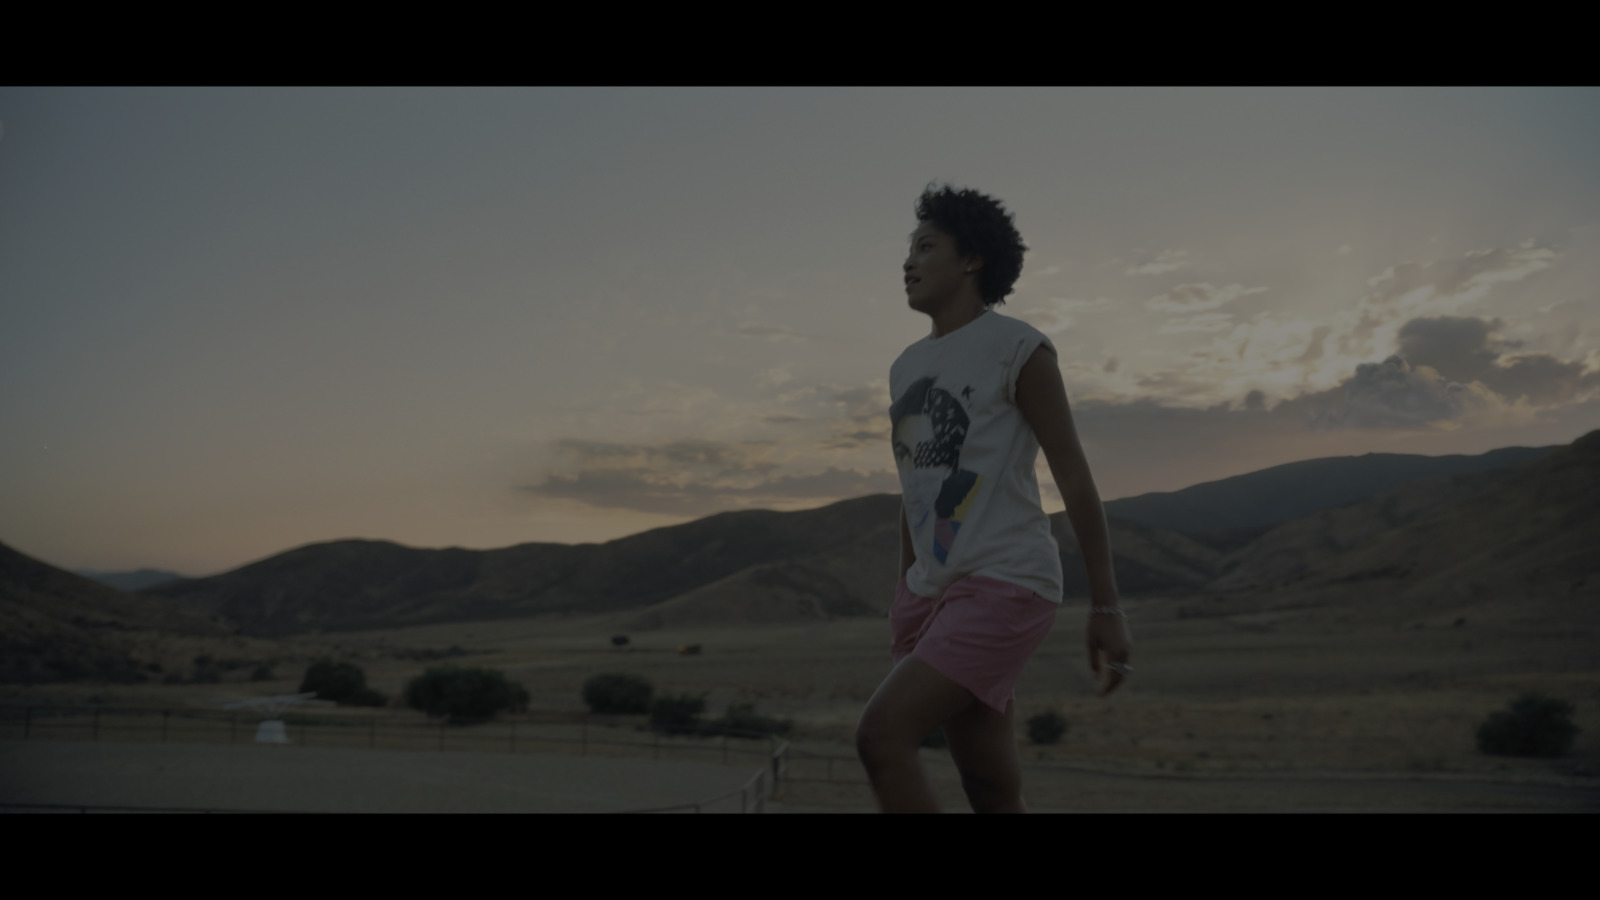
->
[963,255,984,275]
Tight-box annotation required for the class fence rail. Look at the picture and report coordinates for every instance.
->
[0,706,838,813]
[0,705,778,759]
[0,802,313,814]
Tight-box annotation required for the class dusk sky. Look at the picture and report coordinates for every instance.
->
[3,87,1598,578]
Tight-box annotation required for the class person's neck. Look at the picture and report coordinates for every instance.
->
[929,296,989,338]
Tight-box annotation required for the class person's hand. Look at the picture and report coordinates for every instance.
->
[1087,612,1132,697]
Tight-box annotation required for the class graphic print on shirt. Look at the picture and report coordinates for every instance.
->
[891,376,984,564]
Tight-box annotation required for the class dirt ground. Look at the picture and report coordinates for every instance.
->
[4,593,1597,812]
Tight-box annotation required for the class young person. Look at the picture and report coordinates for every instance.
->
[856,183,1133,813]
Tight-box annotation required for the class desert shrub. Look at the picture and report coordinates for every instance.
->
[583,673,654,714]
[346,687,388,707]
[1027,711,1069,745]
[1476,693,1580,758]
[706,703,793,738]
[650,692,707,735]
[299,659,386,706]
[404,666,529,723]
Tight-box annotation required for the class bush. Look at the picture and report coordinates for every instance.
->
[1027,711,1069,745]
[1476,693,1580,758]
[706,703,793,739]
[583,673,654,714]
[299,658,386,707]
[403,666,530,723]
[650,692,707,735]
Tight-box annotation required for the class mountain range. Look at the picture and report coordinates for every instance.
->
[6,433,1594,681]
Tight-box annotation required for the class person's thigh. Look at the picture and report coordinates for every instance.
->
[858,655,979,752]
[943,697,1024,810]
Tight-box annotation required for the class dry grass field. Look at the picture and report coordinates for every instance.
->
[4,586,1597,812]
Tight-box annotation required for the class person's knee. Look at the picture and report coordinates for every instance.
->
[855,715,914,771]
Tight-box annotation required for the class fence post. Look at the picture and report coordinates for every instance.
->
[162,710,169,743]
[93,708,100,742]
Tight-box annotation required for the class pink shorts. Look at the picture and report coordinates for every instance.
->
[889,574,1059,716]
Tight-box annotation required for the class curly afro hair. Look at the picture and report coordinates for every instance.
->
[913,182,1028,306]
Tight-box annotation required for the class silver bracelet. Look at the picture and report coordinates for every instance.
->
[1090,606,1125,616]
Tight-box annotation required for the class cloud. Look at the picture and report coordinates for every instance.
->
[1295,325,1332,364]
[755,365,794,389]
[728,322,808,343]
[1484,352,1600,406]
[1365,244,1556,306]
[1048,296,1116,311]
[1015,297,1116,335]
[1145,283,1267,314]
[818,383,890,449]
[1395,316,1505,382]
[1325,356,1501,428]
[1124,249,1190,276]
[1343,242,1559,357]
[522,374,900,516]
[1395,315,1600,406]
[521,437,897,516]
[1265,314,1600,431]
[1018,309,1074,335]
[1158,312,1235,334]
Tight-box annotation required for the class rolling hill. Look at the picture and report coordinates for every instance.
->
[0,541,227,684]
[7,431,1593,665]
[1102,444,1558,536]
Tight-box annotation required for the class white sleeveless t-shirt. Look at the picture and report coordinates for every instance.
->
[889,309,1064,604]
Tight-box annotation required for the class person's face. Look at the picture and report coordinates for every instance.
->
[903,223,977,314]
[892,413,934,467]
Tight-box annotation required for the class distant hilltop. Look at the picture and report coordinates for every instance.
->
[10,432,1593,670]
[72,568,189,592]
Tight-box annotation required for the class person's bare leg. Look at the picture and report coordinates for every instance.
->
[944,697,1027,813]
[856,655,979,813]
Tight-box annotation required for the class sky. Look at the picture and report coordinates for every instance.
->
[3,86,1598,578]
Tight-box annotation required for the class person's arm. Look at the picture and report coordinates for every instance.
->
[1014,345,1120,608]
[1015,343,1132,696]
[899,502,915,583]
